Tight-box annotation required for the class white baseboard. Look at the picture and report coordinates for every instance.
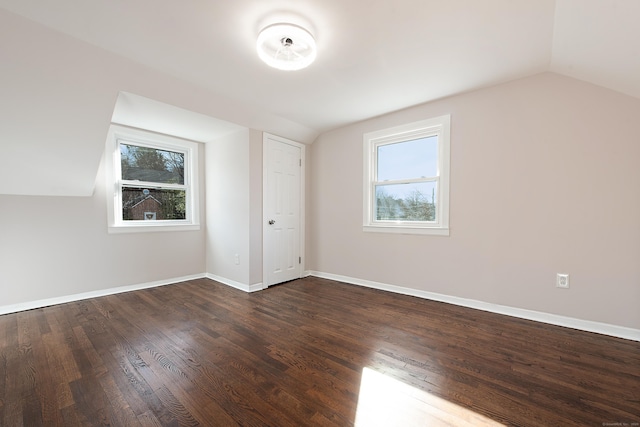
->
[5,271,636,342]
[308,271,640,342]
[0,273,207,316]
[205,273,264,293]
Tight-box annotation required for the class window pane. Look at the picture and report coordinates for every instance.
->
[122,187,186,221]
[120,143,185,185]
[377,136,438,181]
[375,182,437,222]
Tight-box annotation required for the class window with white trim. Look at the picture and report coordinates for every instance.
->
[105,125,200,233]
[363,115,450,235]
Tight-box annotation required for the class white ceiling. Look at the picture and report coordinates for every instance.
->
[1,0,639,140]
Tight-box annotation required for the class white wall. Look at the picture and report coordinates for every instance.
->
[0,151,206,309]
[0,9,117,196]
[0,8,312,198]
[0,9,250,309]
[206,130,251,285]
[3,7,637,334]
[308,73,640,331]
[205,129,264,289]
[249,130,264,285]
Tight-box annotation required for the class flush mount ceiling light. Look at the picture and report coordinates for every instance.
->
[256,23,317,71]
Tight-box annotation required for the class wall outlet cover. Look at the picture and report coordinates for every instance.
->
[556,273,570,289]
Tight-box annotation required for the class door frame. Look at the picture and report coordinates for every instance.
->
[262,133,306,288]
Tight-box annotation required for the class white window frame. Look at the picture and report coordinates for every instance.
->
[363,115,450,236]
[105,124,200,233]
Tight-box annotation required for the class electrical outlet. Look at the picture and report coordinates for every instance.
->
[556,273,570,289]
[234,254,240,265]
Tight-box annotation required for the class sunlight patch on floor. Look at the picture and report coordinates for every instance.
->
[355,367,504,427]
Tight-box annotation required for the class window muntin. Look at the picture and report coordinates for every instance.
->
[363,115,450,235]
[106,125,199,233]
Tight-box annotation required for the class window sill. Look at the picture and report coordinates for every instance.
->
[108,223,200,234]
[363,224,449,236]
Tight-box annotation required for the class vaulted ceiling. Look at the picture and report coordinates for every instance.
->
[1,0,638,196]
[2,0,639,136]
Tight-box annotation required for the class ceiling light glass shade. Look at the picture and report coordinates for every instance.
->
[256,23,317,71]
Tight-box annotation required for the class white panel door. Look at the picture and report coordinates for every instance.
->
[264,134,302,287]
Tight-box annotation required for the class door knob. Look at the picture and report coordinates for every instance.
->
[268,219,276,225]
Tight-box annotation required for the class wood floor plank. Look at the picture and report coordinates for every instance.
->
[1,276,638,426]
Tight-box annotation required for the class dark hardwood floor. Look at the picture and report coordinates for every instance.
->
[0,277,638,426]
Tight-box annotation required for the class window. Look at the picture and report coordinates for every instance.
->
[363,115,450,235]
[105,125,200,233]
